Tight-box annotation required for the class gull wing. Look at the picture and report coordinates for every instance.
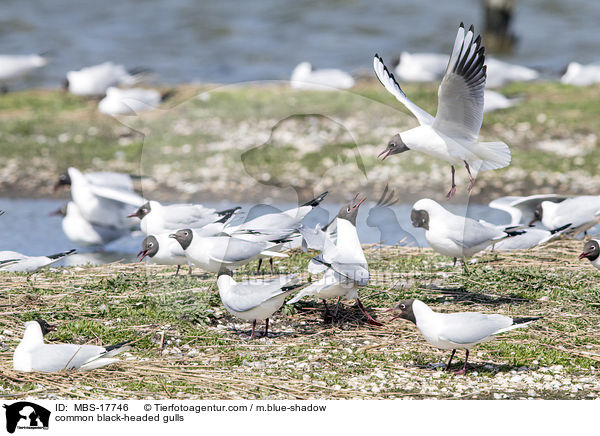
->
[432,24,486,141]
[161,204,218,230]
[225,275,300,313]
[207,237,268,264]
[446,217,505,250]
[30,343,108,371]
[373,54,434,126]
[438,312,513,344]
[89,184,146,208]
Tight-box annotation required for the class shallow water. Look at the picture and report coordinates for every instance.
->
[0,197,512,267]
[3,0,600,88]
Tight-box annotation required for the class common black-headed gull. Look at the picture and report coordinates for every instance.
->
[128,200,240,235]
[217,271,302,339]
[486,223,571,251]
[225,192,328,272]
[410,198,523,262]
[488,194,569,226]
[0,54,48,91]
[64,62,150,96]
[51,202,128,247]
[374,24,511,199]
[137,234,191,275]
[560,62,600,86]
[0,249,76,273]
[288,194,382,326]
[54,167,145,230]
[390,299,541,374]
[169,229,286,273]
[290,62,354,90]
[98,87,170,116]
[529,196,600,235]
[13,320,131,372]
[579,239,600,270]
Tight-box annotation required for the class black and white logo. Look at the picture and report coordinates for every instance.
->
[3,402,50,434]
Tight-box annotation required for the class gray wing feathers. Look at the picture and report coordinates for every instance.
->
[438,312,513,344]
[433,25,486,140]
[208,238,269,263]
[227,275,299,312]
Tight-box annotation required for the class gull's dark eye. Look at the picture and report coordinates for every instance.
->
[148,243,153,247]
[346,207,350,213]
[400,304,406,310]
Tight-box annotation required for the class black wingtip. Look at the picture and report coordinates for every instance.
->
[46,249,76,260]
[513,316,542,325]
[302,191,328,207]
[468,24,474,32]
[459,22,464,29]
[505,229,526,237]
[550,223,572,234]
[104,340,133,352]
[215,206,241,223]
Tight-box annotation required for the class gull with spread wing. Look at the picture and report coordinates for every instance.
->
[374,23,510,199]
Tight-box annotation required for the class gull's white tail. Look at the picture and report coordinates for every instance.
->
[474,141,511,171]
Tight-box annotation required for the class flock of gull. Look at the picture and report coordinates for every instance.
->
[5,24,600,375]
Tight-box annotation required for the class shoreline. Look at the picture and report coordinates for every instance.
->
[1,81,599,203]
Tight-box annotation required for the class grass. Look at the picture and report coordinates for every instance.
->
[1,81,600,201]
[1,240,600,400]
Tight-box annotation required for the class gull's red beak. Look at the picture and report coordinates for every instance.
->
[579,251,590,260]
[378,149,391,160]
[127,212,138,218]
[352,193,366,209]
[137,249,149,262]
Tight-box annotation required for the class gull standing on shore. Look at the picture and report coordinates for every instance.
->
[374,24,510,199]
[217,271,302,339]
[390,299,541,374]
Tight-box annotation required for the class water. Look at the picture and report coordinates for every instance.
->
[0,197,512,267]
[3,0,600,88]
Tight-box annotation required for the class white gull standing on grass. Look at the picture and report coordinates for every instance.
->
[64,61,150,96]
[374,23,511,199]
[0,54,48,90]
[410,198,524,262]
[560,62,600,86]
[169,229,287,273]
[217,271,302,339]
[290,62,355,90]
[529,195,600,235]
[390,299,541,374]
[13,320,131,372]
[98,87,169,116]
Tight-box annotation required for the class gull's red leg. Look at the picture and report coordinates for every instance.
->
[446,165,457,199]
[464,161,475,192]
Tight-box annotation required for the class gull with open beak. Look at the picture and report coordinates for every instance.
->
[288,193,382,326]
[374,23,510,199]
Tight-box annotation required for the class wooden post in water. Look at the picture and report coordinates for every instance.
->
[482,0,517,53]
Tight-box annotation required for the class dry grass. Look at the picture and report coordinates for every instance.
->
[1,241,600,400]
